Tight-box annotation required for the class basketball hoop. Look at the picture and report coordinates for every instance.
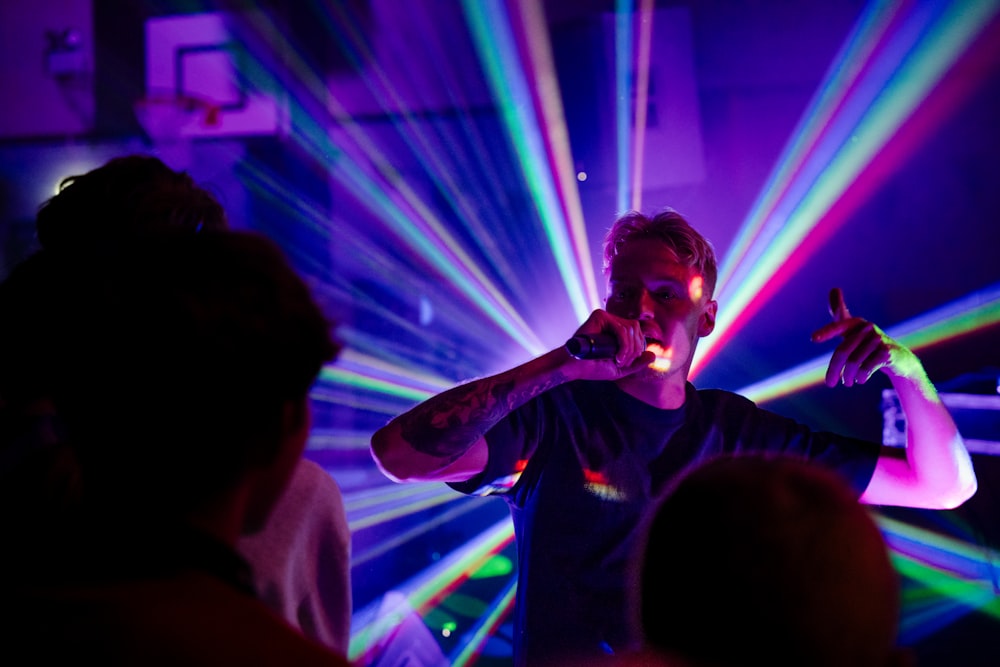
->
[134,93,223,141]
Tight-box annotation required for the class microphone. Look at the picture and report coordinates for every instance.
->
[565,333,618,360]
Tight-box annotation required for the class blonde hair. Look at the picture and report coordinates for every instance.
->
[603,208,717,298]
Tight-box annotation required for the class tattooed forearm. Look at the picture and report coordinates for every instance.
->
[399,369,570,462]
[398,380,512,461]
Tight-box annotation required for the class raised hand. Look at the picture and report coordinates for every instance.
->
[810,287,917,388]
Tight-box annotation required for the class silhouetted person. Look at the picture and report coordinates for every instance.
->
[636,454,909,667]
[3,232,347,665]
[0,155,353,651]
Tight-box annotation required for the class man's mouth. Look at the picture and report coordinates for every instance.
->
[644,337,673,371]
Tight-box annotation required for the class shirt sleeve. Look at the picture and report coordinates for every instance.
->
[700,388,881,496]
[447,394,548,497]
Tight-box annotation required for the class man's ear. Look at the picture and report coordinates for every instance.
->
[699,299,717,337]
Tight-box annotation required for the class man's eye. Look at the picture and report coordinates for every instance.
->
[655,291,677,301]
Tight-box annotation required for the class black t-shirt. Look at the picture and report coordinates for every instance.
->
[450,380,880,666]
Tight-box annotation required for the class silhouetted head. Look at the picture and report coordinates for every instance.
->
[2,155,228,407]
[51,232,338,523]
[639,455,901,667]
[35,154,227,253]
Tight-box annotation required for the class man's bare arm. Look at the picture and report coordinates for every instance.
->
[371,310,655,483]
[860,368,976,509]
[812,288,977,509]
[371,348,575,482]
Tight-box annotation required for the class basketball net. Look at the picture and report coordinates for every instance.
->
[133,93,223,142]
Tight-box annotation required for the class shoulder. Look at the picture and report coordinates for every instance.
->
[686,385,800,441]
[275,459,345,516]
[293,459,342,493]
[690,385,760,415]
[239,460,348,559]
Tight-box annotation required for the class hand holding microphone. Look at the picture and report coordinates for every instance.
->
[562,311,653,374]
[565,333,619,360]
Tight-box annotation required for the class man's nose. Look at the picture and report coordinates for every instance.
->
[639,289,658,319]
[628,288,655,320]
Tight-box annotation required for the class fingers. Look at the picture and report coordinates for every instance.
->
[620,350,657,375]
[815,290,898,387]
[857,342,891,384]
[812,288,852,343]
[840,323,883,385]
[612,320,647,366]
[828,287,851,321]
[575,309,646,367]
[824,321,891,387]
[589,312,644,366]
[811,318,854,344]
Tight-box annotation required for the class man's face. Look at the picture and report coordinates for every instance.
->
[605,238,717,378]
